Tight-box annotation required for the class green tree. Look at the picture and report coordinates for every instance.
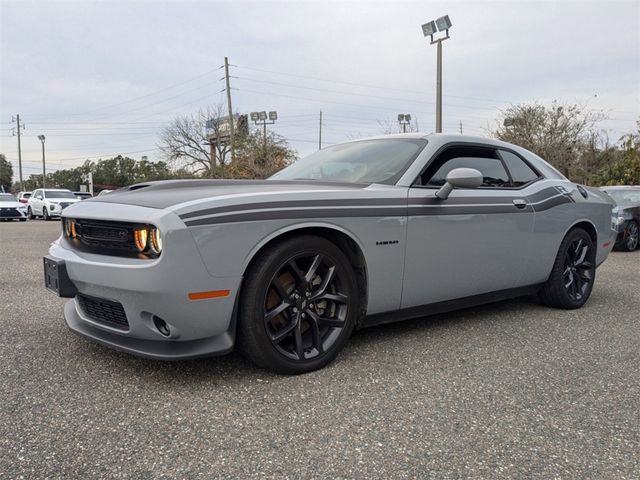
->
[19,156,188,193]
[0,153,13,192]
[493,101,605,180]
[226,130,296,179]
[593,125,640,186]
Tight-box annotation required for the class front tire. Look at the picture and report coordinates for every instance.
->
[620,220,639,251]
[28,207,35,220]
[237,235,359,374]
[42,207,50,221]
[539,228,596,309]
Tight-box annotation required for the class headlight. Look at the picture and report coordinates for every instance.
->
[64,218,78,238]
[133,227,149,252]
[149,227,162,254]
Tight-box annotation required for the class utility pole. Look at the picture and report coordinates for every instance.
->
[88,171,94,196]
[12,114,25,191]
[223,57,235,162]
[318,110,323,150]
[38,135,46,188]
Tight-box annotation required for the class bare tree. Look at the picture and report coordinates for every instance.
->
[492,101,606,179]
[159,104,230,176]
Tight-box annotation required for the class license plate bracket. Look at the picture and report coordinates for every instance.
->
[43,256,77,298]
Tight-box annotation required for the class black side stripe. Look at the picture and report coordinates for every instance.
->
[181,191,554,221]
[183,197,571,226]
[181,187,572,227]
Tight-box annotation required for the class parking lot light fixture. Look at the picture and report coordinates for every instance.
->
[398,114,412,133]
[421,15,452,133]
[251,110,278,153]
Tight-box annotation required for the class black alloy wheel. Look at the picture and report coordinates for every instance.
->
[540,228,596,309]
[264,253,349,361]
[562,237,594,303]
[622,221,639,251]
[238,235,358,374]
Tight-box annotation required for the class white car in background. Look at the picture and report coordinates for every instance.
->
[0,193,28,222]
[27,188,81,220]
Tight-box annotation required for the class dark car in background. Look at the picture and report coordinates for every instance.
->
[601,186,640,251]
[74,192,93,200]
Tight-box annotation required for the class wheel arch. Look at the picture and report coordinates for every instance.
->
[241,223,369,317]
[564,219,597,244]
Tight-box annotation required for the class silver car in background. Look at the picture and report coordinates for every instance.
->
[0,193,28,221]
[44,134,616,373]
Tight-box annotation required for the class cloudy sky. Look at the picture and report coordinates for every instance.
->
[1,0,638,181]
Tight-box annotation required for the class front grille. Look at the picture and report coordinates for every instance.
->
[77,294,129,330]
[0,208,20,217]
[59,202,72,209]
[73,219,139,253]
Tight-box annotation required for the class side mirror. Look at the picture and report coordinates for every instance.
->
[435,167,483,200]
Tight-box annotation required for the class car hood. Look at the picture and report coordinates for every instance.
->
[85,179,369,211]
[0,201,22,208]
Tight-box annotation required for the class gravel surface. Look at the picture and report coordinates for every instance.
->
[1,220,639,479]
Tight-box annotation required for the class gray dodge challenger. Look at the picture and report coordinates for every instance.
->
[44,134,616,373]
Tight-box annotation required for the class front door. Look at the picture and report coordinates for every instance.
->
[402,145,536,308]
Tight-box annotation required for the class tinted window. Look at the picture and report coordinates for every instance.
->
[426,156,510,188]
[500,151,539,186]
[0,194,15,201]
[44,190,75,199]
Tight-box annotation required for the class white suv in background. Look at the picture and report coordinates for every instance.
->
[27,188,81,220]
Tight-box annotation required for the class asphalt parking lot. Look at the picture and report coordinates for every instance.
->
[1,220,639,479]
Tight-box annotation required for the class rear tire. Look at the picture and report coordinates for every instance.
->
[237,235,359,374]
[539,228,596,309]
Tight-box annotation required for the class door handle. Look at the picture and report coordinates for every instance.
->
[512,199,528,209]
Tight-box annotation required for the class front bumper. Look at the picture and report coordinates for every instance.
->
[0,208,27,219]
[64,300,233,360]
[48,203,242,360]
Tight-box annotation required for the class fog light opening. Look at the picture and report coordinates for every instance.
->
[153,316,171,337]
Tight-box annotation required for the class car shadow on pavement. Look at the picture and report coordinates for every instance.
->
[68,295,543,383]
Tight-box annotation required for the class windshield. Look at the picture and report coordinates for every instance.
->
[270,138,427,184]
[0,194,16,201]
[604,189,640,205]
[45,190,75,199]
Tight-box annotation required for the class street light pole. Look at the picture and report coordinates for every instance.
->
[435,39,443,133]
[38,135,46,188]
[422,15,452,134]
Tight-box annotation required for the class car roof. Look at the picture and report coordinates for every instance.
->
[338,132,527,149]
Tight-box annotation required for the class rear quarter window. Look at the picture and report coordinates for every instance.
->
[500,150,540,186]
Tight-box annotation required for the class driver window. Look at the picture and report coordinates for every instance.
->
[420,146,510,188]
